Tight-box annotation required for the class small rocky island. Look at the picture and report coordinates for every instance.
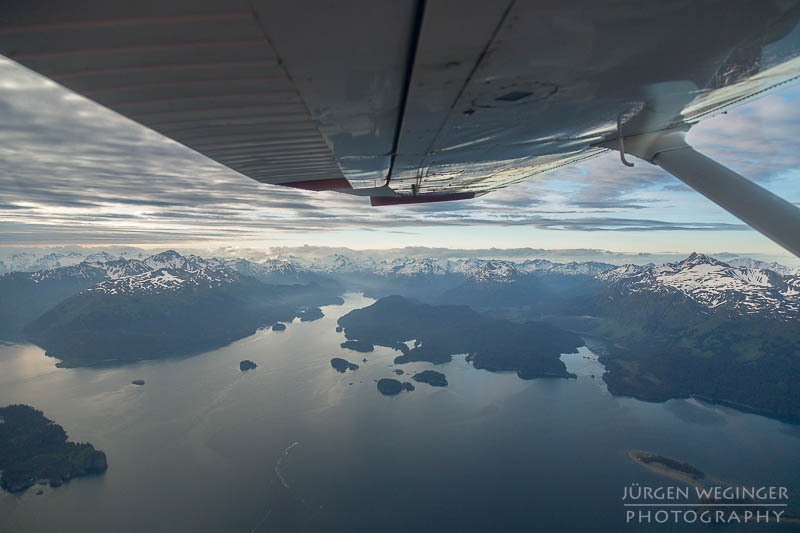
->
[340,339,374,353]
[298,307,324,322]
[0,404,108,493]
[330,357,359,373]
[377,378,415,396]
[271,322,287,331]
[239,360,257,371]
[412,370,448,387]
[131,379,145,386]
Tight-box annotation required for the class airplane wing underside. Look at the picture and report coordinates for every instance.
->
[2,0,800,253]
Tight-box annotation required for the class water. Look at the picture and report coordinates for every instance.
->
[0,293,798,532]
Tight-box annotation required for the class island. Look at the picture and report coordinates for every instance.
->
[298,307,324,322]
[340,339,374,353]
[0,404,108,493]
[412,370,448,387]
[271,322,287,331]
[338,296,582,379]
[239,360,257,371]
[377,378,415,396]
[330,357,359,373]
[628,450,705,488]
[131,379,145,386]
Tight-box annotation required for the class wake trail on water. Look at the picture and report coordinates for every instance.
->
[275,441,299,489]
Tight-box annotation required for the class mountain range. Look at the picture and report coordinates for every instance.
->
[2,250,342,366]
[1,248,798,421]
[580,254,800,422]
[4,249,799,331]
[598,252,800,320]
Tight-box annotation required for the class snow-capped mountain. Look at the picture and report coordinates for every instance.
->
[318,255,613,283]
[369,256,613,283]
[261,259,301,276]
[376,257,451,278]
[83,251,121,265]
[86,266,240,295]
[75,250,256,295]
[723,257,799,276]
[450,259,522,284]
[517,258,614,276]
[308,254,377,273]
[0,249,151,274]
[1,251,85,273]
[596,263,647,283]
[142,250,190,270]
[28,263,108,283]
[600,253,800,319]
[101,259,152,280]
[1,251,243,298]
[549,261,614,276]
[518,259,557,273]
[220,257,315,284]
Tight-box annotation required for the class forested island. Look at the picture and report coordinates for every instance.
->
[629,450,705,487]
[0,404,108,492]
[377,378,414,395]
[338,296,582,379]
[298,307,324,322]
[330,357,359,373]
[340,339,374,353]
[412,370,448,387]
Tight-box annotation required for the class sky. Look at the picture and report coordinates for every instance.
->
[1,56,799,261]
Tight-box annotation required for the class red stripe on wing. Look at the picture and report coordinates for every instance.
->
[280,178,352,191]
[370,192,475,206]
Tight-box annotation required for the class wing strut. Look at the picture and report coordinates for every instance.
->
[605,130,800,258]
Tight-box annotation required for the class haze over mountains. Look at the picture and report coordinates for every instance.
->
[3,248,799,330]
[1,247,798,421]
[3,248,799,320]
[2,246,798,276]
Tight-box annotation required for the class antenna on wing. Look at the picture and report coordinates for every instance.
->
[616,115,635,168]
